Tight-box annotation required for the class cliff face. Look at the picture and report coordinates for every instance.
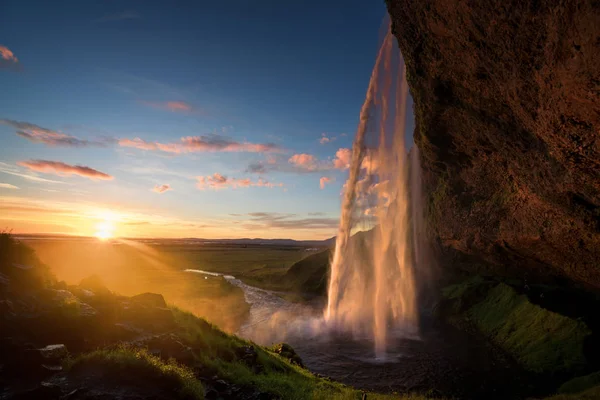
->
[386,1,600,288]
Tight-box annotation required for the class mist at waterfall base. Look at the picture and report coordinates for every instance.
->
[239,29,433,363]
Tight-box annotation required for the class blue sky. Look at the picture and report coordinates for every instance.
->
[0,0,412,239]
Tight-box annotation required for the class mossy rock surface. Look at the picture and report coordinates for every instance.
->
[439,278,591,375]
[558,371,600,394]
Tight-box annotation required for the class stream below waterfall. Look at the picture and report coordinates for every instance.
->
[186,269,528,399]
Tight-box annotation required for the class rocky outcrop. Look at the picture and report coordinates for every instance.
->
[386,0,600,288]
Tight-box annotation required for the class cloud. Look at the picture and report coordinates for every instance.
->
[17,160,114,181]
[319,176,332,189]
[196,173,282,190]
[95,11,141,23]
[0,45,18,63]
[239,212,339,231]
[152,184,172,193]
[319,133,338,144]
[288,153,318,171]
[0,183,19,189]
[333,148,352,170]
[0,162,66,184]
[119,135,282,154]
[0,119,112,147]
[0,45,20,70]
[140,100,200,114]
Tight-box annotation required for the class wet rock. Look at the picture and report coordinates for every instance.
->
[12,382,62,400]
[235,345,263,372]
[39,344,68,359]
[204,388,220,399]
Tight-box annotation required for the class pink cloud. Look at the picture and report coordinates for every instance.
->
[153,184,171,193]
[0,119,106,147]
[196,173,282,190]
[119,135,282,154]
[319,133,337,145]
[0,45,18,63]
[289,153,316,168]
[17,160,113,181]
[333,148,352,170]
[319,176,332,189]
[141,100,194,113]
[165,101,192,112]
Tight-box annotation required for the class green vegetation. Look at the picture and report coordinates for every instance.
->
[543,386,600,400]
[65,346,204,400]
[280,249,332,295]
[558,371,600,394]
[441,275,485,300]
[440,278,591,375]
[169,307,432,400]
[467,283,590,374]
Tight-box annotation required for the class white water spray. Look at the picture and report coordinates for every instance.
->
[325,28,419,358]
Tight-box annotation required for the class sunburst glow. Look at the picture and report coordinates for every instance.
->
[94,220,115,241]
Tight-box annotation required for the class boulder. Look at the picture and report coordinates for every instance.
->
[130,292,168,308]
[79,274,111,296]
[270,343,304,368]
[120,293,174,332]
[39,344,68,360]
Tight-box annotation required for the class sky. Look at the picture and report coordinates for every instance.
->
[0,0,410,240]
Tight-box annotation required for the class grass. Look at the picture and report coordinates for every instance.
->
[170,306,434,400]
[543,386,600,399]
[558,371,600,394]
[465,283,590,374]
[65,346,204,400]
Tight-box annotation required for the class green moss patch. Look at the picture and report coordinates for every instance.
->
[66,346,204,400]
[558,371,600,394]
[466,283,590,374]
[544,385,600,399]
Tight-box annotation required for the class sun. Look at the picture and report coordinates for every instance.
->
[94,220,115,241]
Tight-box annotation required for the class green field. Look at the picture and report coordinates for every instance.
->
[25,238,324,331]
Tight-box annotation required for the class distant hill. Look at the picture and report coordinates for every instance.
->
[283,249,332,295]
[17,234,337,248]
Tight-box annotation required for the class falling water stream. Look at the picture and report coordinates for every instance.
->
[325,28,418,358]
[185,27,527,399]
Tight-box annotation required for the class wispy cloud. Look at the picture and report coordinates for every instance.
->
[18,160,114,181]
[0,162,66,184]
[196,173,282,190]
[0,45,20,70]
[319,176,332,189]
[95,11,141,23]
[119,135,282,154]
[238,212,338,231]
[140,100,204,114]
[152,184,172,194]
[0,119,113,147]
[319,133,339,145]
[0,183,19,189]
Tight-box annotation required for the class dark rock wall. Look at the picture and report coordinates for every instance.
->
[386,0,600,288]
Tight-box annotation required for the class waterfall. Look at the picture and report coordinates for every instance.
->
[325,27,419,358]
